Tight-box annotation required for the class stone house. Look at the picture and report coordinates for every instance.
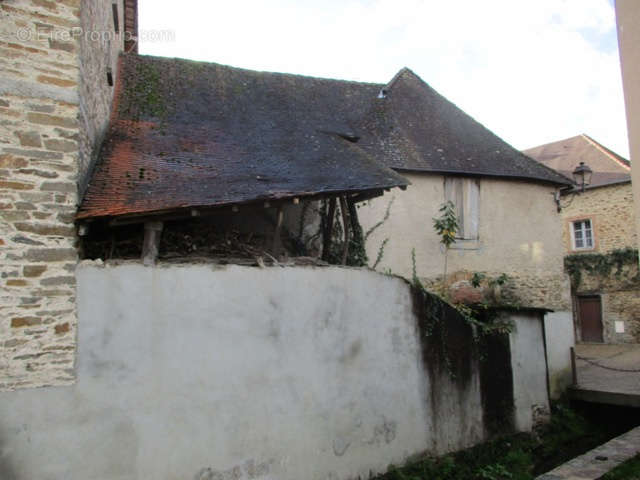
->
[525,134,639,343]
[0,2,570,478]
[354,69,575,396]
[0,0,137,389]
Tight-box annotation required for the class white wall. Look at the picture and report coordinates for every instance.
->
[509,313,550,432]
[0,263,548,480]
[544,312,575,399]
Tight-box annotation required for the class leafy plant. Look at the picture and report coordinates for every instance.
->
[411,248,424,290]
[477,463,512,480]
[471,272,487,288]
[489,273,510,287]
[564,247,639,287]
[433,201,459,248]
[433,201,459,292]
[601,453,640,479]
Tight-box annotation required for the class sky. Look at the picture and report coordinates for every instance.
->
[138,0,630,158]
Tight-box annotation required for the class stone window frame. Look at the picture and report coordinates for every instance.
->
[568,216,597,252]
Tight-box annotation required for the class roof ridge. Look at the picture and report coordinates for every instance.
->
[382,67,419,92]
[130,53,385,88]
[581,133,631,170]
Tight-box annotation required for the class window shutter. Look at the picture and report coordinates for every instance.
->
[444,177,465,237]
[444,177,479,240]
[463,179,479,240]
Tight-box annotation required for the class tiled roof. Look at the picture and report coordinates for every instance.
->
[523,134,631,187]
[78,56,570,221]
[358,68,572,186]
[78,55,408,221]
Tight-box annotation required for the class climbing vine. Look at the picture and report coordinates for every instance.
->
[564,247,639,287]
[411,249,514,380]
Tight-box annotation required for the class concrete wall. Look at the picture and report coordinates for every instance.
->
[359,174,571,312]
[0,263,549,480]
[0,0,123,390]
[544,312,575,399]
[616,0,640,256]
[509,312,549,431]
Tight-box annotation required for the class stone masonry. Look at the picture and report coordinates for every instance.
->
[0,0,125,390]
[562,182,637,253]
[561,182,640,343]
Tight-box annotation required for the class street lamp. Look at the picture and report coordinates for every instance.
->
[572,162,593,192]
[554,162,594,212]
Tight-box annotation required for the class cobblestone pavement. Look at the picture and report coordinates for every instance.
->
[536,425,640,480]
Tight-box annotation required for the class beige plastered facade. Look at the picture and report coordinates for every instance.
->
[359,173,571,312]
[616,0,640,255]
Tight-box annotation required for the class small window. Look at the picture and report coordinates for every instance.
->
[444,177,479,240]
[572,219,594,250]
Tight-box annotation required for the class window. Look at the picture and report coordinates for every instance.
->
[571,219,594,250]
[444,177,479,240]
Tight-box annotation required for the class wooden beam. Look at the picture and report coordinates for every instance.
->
[347,197,360,235]
[142,221,163,266]
[272,206,284,258]
[351,189,384,203]
[77,224,89,237]
[340,196,350,265]
[570,346,577,386]
[321,198,337,261]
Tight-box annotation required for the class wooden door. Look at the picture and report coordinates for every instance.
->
[578,296,603,343]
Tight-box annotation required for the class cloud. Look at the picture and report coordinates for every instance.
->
[139,0,629,157]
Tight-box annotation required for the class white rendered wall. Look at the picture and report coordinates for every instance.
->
[0,263,548,480]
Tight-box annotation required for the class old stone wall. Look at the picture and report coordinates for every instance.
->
[571,264,640,343]
[561,182,640,343]
[78,0,124,196]
[0,0,123,390]
[561,182,637,254]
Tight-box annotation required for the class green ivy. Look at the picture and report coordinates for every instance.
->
[564,247,639,287]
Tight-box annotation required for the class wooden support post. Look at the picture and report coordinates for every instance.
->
[322,198,337,261]
[570,346,577,386]
[272,206,284,258]
[340,196,350,265]
[347,197,361,237]
[142,221,163,266]
[77,223,89,237]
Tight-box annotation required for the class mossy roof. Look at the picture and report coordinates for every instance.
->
[78,55,570,221]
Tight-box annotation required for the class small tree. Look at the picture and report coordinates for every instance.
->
[432,201,459,292]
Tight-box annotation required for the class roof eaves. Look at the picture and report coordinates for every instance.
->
[391,167,573,187]
[561,177,632,194]
[581,133,631,170]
